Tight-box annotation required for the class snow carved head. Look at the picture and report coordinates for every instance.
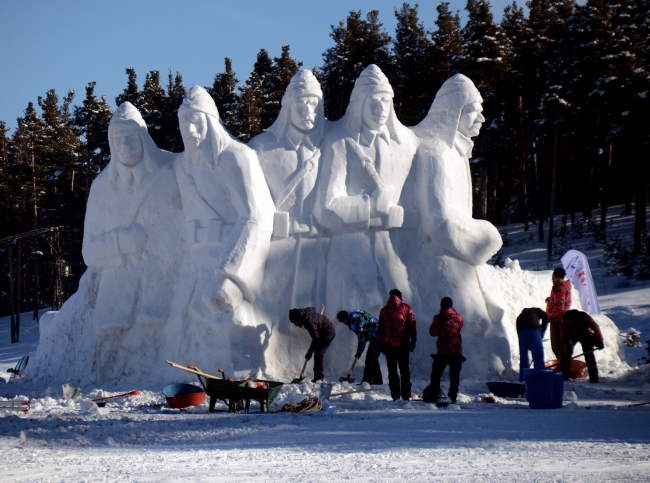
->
[341,65,407,143]
[107,102,160,182]
[178,86,233,157]
[268,69,325,142]
[418,74,484,148]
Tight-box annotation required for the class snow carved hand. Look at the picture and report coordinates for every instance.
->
[118,224,146,257]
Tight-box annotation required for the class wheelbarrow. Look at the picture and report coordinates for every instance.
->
[237,379,284,413]
[166,360,244,413]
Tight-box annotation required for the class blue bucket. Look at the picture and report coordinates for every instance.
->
[552,372,564,409]
[524,369,554,409]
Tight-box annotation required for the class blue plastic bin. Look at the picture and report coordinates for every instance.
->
[552,372,564,409]
[524,369,554,409]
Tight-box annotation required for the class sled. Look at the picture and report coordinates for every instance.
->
[0,400,30,412]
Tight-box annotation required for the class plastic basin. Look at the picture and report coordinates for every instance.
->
[524,369,555,409]
[162,383,206,409]
[545,359,588,379]
[486,382,525,398]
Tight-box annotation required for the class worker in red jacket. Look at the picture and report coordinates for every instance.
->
[379,289,416,401]
[561,310,604,383]
[424,297,466,405]
[546,267,572,358]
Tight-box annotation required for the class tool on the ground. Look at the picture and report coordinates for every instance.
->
[280,397,322,413]
[339,358,358,383]
[91,390,138,404]
[628,400,650,408]
[318,385,381,399]
[290,305,325,384]
[545,348,600,370]
[0,400,30,412]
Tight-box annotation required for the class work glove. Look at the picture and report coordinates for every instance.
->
[595,341,605,350]
[409,339,416,352]
[354,352,361,360]
[305,350,313,361]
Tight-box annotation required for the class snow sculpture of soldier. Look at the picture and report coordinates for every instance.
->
[166,86,274,374]
[82,101,186,383]
[410,74,508,377]
[248,70,329,375]
[315,64,416,324]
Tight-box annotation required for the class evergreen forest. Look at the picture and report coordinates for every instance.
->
[1,1,649,327]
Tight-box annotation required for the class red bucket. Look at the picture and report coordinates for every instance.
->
[162,383,206,409]
[545,359,588,379]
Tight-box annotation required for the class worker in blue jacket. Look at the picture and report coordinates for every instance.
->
[336,310,383,384]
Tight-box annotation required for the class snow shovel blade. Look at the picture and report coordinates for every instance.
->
[291,359,308,384]
[339,375,355,383]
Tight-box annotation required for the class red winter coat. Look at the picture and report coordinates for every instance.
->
[546,280,572,324]
[561,310,604,355]
[378,295,416,348]
[429,308,464,355]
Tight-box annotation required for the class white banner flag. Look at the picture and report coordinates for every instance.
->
[561,249,601,314]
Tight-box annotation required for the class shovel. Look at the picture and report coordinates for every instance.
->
[545,348,600,370]
[339,358,358,383]
[290,305,325,384]
[291,359,309,384]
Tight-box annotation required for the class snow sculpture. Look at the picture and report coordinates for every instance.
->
[165,86,274,373]
[33,102,187,385]
[315,65,416,318]
[29,71,626,388]
[249,70,329,374]
[410,74,508,377]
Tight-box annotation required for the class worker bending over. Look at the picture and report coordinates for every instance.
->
[337,310,383,384]
[289,307,336,383]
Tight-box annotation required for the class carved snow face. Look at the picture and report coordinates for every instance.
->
[458,102,485,138]
[290,96,319,132]
[362,93,392,130]
[112,126,143,167]
[179,110,209,150]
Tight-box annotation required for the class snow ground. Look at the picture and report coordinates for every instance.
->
[1,205,650,482]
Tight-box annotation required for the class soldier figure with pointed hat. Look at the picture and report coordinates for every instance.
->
[167,86,274,372]
[314,65,417,322]
[248,70,330,375]
[83,102,186,383]
[410,74,505,378]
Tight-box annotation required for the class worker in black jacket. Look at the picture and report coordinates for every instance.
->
[516,307,549,381]
[289,307,336,382]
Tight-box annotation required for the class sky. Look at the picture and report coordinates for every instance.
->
[0,0,519,132]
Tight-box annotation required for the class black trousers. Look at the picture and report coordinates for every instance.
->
[550,322,563,359]
[562,336,598,382]
[429,354,464,403]
[312,335,335,380]
[383,344,411,400]
[362,337,383,385]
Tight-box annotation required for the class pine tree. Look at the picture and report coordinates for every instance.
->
[391,3,432,125]
[140,70,166,148]
[115,67,142,109]
[462,0,512,223]
[502,2,531,226]
[235,72,265,142]
[208,58,240,134]
[321,10,392,120]
[268,45,302,128]
[161,70,186,152]
[73,82,112,203]
[429,2,464,87]
[251,49,276,131]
